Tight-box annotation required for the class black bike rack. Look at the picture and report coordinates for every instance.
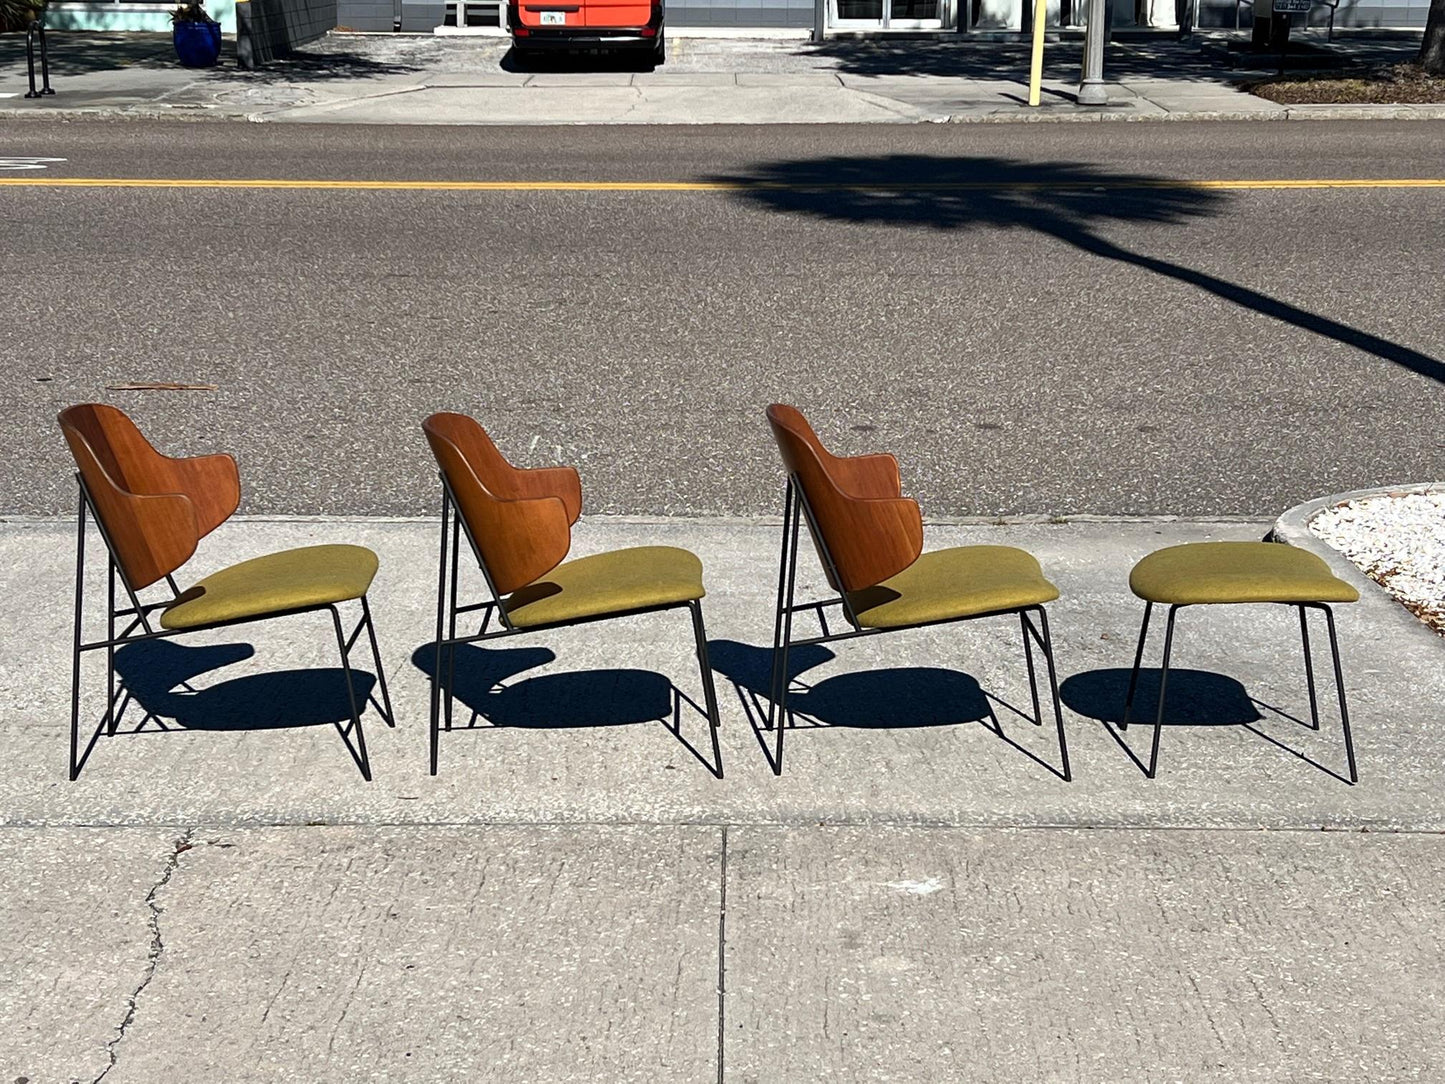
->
[25,18,55,99]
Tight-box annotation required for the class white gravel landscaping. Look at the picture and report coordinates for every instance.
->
[1310,488,1445,635]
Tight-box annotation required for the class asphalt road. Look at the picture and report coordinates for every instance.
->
[3,120,1443,518]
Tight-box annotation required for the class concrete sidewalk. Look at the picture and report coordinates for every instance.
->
[3,30,1440,124]
[3,516,1444,1079]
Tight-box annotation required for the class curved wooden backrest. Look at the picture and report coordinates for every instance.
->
[766,404,923,593]
[58,404,241,591]
[422,412,580,596]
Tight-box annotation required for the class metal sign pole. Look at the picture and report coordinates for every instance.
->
[1027,0,1048,107]
[1077,0,1107,105]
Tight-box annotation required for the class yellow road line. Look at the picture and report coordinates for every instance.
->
[0,177,1443,191]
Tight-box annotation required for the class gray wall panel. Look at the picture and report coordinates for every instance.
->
[237,0,338,67]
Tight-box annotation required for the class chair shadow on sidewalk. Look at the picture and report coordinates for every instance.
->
[409,643,723,777]
[707,639,1068,779]
[1061,667,1355,783]
[106,639,378,773]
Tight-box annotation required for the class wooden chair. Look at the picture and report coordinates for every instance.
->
[59,404,393,781]
[765,404,1070,777]
[422,412,722,775]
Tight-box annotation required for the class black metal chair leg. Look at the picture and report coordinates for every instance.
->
[1147,606,1178,780]
[105,558,121,737]
[1034,607,1072,783]
[689,600,724,779]
[766,480,794,734]
[360,595,395,728]
[769,489,801,776]
[1321,605,1358,784]
[430,490,450,776]
[772,598,793,777]
[444,509,461,735]
[1121,601,1153,732]
[1298,604,1321,731]
[331,606,372,782]
[69,485,87,781]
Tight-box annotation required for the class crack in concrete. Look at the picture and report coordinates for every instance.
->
[92,827,198,1084]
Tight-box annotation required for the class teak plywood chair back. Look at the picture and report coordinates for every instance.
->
[765,403,923,594]
[421,411,581,596]
[58,403,240,592]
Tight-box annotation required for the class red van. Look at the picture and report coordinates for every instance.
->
[508,0,665,64]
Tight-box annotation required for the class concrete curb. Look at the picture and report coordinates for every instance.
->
[1271,481,1445,595]
[948,104,1445,124]
[0,106,236,123]
[5,100,1445,127]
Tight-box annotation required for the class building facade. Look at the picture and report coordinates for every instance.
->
[41,0,1432,39]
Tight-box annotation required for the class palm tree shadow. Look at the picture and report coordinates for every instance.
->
[709,155,1445,386]
[708,638,1067,778]
[410,643,722,777]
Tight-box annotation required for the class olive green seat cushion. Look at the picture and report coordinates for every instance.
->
[504,546,705,629]
[847,545,1059,630]
[161,545,379,631]
[1129,541,1359,606]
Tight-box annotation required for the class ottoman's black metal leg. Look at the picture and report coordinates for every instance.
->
[1298,604,1321,731]
[1032,606,1071,783]
[1020,610,1042,727]
[1320,604,1358,784]
[1147,605,1178,780]
[1121,601,1153,733]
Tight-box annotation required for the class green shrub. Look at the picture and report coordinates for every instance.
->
[170,0,218,22]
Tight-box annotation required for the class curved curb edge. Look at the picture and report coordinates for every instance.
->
[1271,481,1445,597]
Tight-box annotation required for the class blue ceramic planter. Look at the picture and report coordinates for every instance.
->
[173,21,221,68]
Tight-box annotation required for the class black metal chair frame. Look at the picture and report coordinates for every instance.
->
[428,473,723,776]
[767,476,1071,780]
[1120,600,1357,782]
[68,476,395,782]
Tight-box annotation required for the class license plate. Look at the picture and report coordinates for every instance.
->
[540,11,565,23]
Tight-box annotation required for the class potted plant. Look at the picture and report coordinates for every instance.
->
[0,0,45,32]
[170,0,221,68]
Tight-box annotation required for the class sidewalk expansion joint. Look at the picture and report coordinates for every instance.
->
[93,826,198,1084]
[716,824,728,1084]
[10,820,1443,835]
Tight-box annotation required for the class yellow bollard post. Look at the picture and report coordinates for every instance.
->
[1028,0,1048,107]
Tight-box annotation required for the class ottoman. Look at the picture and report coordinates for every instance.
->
[1122,541,1359,782]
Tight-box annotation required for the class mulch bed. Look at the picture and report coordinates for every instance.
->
[1246,62,1445,104]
